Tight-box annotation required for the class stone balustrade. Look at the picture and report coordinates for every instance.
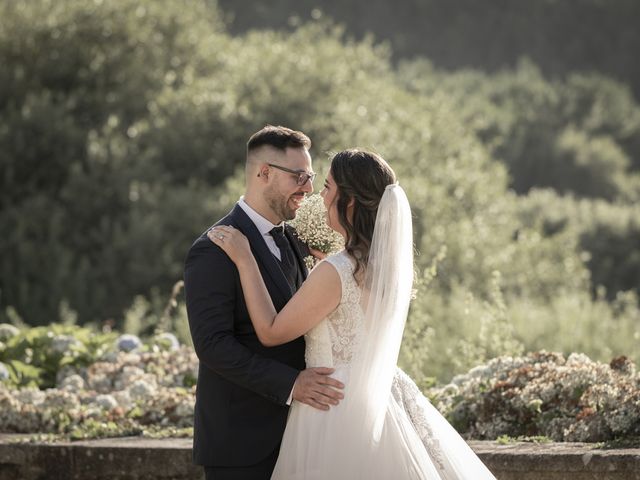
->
[1,434,638,479]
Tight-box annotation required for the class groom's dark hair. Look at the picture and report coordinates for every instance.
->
[247,125,311,154]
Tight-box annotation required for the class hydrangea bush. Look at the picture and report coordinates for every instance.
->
[430,351,640,443]
[1,324,638,443]
[0,323,197,440]
[0,347,197,440]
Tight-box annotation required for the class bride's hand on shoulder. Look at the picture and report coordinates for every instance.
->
[208,226,251,266]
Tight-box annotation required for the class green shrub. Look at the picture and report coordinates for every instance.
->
[0,323,116,389]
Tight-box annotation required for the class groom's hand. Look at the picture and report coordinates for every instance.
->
[293,367,344,411]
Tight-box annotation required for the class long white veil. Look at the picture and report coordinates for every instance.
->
[327,184,437,477]
[347,183,414,438]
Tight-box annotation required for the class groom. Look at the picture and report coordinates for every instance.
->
[184,125,344,480]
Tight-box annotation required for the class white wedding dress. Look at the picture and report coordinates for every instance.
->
[271,251,496,479]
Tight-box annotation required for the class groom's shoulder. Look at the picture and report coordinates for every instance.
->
[186,210,239,258]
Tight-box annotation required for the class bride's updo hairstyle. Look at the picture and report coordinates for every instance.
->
[329,149,396,280]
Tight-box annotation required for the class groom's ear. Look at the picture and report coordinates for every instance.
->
[257,165,269,180]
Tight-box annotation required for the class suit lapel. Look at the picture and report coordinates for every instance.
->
[229,205,294,302]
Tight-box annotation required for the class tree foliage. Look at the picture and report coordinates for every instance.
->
[0,0,229,323]
[1,1,638,381]
[217,0,640,100]
[399,59,640,201]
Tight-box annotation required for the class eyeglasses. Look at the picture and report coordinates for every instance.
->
[267,163,317,186]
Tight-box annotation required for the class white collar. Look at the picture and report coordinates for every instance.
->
[237,197,284,235]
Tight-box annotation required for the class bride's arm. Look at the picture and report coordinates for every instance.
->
[209,225,341,346]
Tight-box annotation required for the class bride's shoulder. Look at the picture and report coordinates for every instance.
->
[322,250,357,278]
[324,250,350,265]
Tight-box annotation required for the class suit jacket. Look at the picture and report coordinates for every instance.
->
[184,204,310,467]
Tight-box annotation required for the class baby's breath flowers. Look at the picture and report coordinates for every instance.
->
[289,194,344,268]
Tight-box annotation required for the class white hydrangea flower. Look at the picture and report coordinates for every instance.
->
[128,379,156,401]
[566,352,594,367]
[55,365,83,386]
[94,394,118,410]
[42,389,80,410]
[175,398,195,418]
[112,390,133,410]
[450,373,469,386]
[467,365,492,380]
[13,388,45,406]
[114,366,146,390]
[116,334,142,352]
[87,373,113,393]
[58,374,86,391]
[154,332,180,351]
[84,406,103,419]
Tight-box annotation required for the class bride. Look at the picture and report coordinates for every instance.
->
[209,149,495,479]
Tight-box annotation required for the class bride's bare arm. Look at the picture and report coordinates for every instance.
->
[208,225,341,346]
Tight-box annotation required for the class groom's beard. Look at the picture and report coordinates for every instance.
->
[265,186,304,221]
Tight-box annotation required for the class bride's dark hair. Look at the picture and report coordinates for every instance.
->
[329,149,397,280]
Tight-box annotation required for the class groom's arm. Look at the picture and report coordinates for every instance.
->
[185,238,297,405]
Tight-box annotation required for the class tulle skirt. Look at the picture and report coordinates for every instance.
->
[271,366,495,479]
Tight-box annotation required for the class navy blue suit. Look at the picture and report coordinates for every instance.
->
[184,204,309,470]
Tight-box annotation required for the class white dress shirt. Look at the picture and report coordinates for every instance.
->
[237,197,297,404]
[238,197,284,260]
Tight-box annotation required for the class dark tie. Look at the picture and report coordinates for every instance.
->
[270,226,297,282]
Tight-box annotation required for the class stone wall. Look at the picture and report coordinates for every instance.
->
[469,441,640,480]
[1,435,639,480]
[0,435,203,480]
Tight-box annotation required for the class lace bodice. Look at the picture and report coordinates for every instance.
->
[305,251,365,368]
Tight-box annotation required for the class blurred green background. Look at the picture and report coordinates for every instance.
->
[1,0,638,383]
